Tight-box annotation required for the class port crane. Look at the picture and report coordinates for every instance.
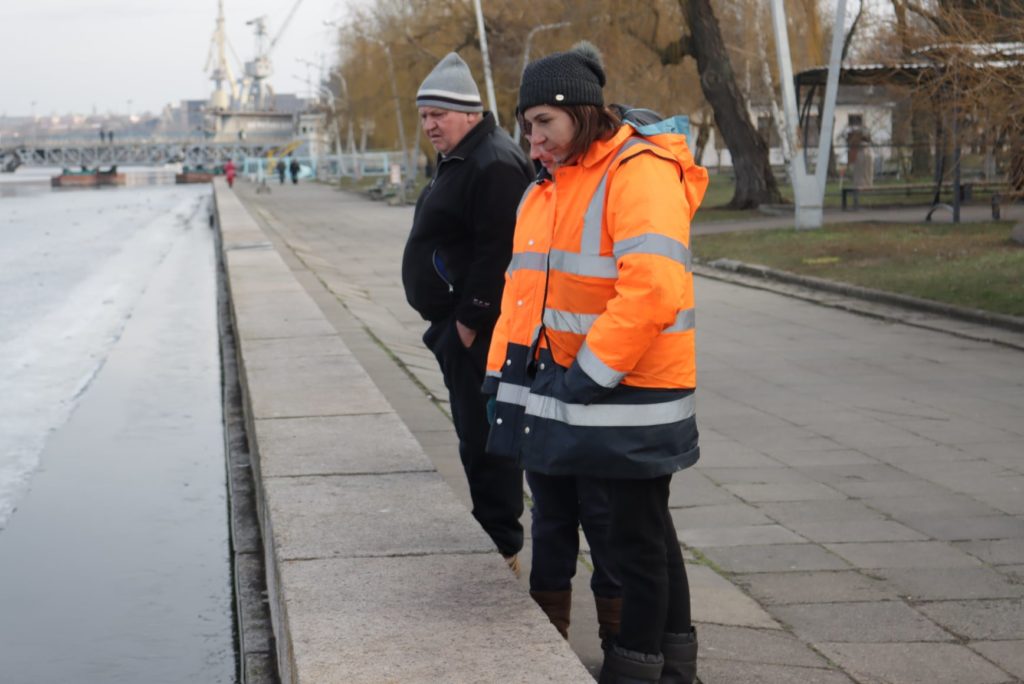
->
[204,0,239,110]
[204,0,305,111]
[238,0,306,110]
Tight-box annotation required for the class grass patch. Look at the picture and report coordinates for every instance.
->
[695,207,766,222]
[693,221,1024,317]
[686,547,731,577]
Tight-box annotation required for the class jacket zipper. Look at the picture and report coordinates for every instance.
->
[432,249,454,294]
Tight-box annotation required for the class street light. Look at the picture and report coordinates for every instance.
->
[317,85,345,169]
[368,37,410,201]
[325,20,411,195]
[471,0,499,125]
[331,67,356,156]
[293,68,346,181]
[513,22,570,144]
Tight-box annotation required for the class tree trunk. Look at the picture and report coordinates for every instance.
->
[911,104,933,178]
[694,111,712,166]
[681,0,782,209]
[892,0,933,178]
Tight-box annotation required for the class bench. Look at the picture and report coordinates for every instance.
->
[842,181,1006,211]
[366,178,418,203]
[991,190,1024,220]
[365,178,389,200]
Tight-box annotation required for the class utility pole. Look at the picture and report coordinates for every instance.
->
[769,0,847,229]
[471,0,499,126]
[322,20,360,177]
[317,87,342,158]
[372,39,409,202]
[332,67,358,178]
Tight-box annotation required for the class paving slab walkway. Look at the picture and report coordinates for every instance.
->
[216,181,592,683]
[234,178,1024,684]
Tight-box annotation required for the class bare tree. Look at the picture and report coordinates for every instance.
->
[900,2,1024,192]
[336,0,863,208]
[631,0,782,208]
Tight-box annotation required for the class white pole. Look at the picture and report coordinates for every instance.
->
[769,0,800,167]
[471,0,499,126]
[513,21,570,144]
[319,86,342,170]
[769,0,847,229]
[814,0,848,189]
[373,40,408,200]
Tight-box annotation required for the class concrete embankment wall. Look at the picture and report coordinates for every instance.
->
[212,179,590,683]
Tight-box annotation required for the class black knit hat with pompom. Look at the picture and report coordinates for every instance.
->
[518,41,606,112]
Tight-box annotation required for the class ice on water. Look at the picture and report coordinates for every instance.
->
[0,181,211,527]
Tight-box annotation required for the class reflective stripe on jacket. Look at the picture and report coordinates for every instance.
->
[484,123,709,478]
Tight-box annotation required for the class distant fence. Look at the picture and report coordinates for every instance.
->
[703,141,1022,193]
[242,151,414,180]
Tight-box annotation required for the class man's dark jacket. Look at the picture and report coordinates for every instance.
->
[402,113,533,330]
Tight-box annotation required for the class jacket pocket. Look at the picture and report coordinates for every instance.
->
[562,358,615,405]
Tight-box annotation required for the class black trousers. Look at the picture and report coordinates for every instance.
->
[607,474,691,654]
[424,315,524,557]
[526,471,620,597]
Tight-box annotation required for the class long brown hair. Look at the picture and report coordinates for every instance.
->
[562,104,622,163]
[518,104,622,164]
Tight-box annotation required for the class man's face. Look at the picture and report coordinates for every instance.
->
[419,107,478,156]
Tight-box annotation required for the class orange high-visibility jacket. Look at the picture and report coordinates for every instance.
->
[484,120,709,478]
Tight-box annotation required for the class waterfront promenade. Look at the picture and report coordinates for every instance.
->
[221,177,1024,683]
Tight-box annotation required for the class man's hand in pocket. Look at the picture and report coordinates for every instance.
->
[456,320,477,348]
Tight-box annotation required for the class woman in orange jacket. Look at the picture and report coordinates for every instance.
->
[484,42,707,684]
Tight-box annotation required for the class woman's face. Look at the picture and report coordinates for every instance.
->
[522,105,577,172]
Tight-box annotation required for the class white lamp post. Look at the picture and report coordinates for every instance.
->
[513,21,570,144]
[471,0,499,125]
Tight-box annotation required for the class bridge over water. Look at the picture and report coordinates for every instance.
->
[0,140,290,172]
[1,138,408,180]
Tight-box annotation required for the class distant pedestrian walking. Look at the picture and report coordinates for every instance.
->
[275,159,286,185]
[224,159,236,189]
[289,157,300,184]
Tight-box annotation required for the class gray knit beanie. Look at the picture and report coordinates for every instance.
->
[416,52,483,112]
[518,41,606,113]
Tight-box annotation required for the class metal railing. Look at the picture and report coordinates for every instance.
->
[240,151,413,181]
[1,140,293,169]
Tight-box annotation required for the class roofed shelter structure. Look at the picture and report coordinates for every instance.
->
[795,42,1024,223]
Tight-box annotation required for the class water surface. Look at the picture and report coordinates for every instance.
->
[0,178,236,683]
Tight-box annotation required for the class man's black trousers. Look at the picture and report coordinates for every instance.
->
[423,315,524,557]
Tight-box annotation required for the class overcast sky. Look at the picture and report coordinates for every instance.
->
[0,0,352,117]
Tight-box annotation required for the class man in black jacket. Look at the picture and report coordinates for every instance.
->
[402,52,532,574]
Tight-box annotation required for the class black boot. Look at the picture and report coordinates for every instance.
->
[660,628,698,684]
[599,644,664,684]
